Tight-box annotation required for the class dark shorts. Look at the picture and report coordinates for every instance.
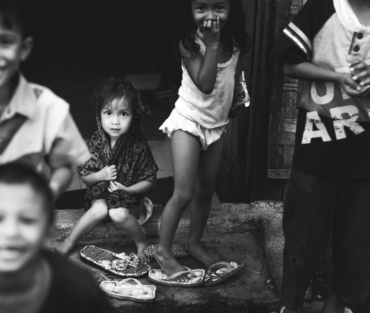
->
[280,168,370,309]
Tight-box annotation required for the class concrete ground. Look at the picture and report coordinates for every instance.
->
[52,200,336,313]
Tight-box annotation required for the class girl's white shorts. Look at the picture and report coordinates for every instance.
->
[159,108,226,150]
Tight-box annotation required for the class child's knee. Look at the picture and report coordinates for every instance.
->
[109,208,130,223]
[172,192,193,208]
[90,201,108,219]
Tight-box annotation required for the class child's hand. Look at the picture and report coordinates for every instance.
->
[99,165,117,181]
[347,56,370,96]
[108,181,128,193]
[339,73,364,96]
[198,16,220,48]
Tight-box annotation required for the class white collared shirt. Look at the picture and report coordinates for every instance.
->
[0,75,90,171]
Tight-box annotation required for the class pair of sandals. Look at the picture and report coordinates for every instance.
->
[144,244,244,287]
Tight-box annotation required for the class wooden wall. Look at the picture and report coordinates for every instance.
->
[216,0,306,202]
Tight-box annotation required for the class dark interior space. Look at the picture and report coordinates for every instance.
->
[22,0,181,139]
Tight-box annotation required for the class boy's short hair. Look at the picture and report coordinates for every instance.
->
[0,162,54,223]
[0,0,34,37]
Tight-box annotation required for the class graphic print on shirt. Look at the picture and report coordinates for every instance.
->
[300,79,369,144]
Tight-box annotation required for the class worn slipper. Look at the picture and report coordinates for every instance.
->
[100,278,156,302]
[204,261,243,286]
[144,244,189,261]
[148,267,205,287]
[80,245,151,277]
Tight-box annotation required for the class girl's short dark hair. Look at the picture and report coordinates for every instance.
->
[0,162,54,224]
[175,0,250,58]
[0,0,34,37]
[92,77,146,119]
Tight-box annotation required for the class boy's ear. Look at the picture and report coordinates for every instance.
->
[20,37,34,61]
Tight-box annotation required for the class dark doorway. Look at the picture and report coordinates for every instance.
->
[22,0,180,139]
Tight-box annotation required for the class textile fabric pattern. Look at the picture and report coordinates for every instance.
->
[78,109,158,210]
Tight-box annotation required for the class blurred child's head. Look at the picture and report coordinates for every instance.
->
[0,163,54,274]
[176,0,249,56]
[93,77,146,140]
[0,0,34,92]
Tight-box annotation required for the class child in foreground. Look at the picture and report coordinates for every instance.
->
[155,0,249,283]
[0,163,117,313]
[56,77,158,263]
[0,0,90,198]
[275,0,370,312]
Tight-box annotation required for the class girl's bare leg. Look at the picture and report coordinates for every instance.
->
[187,135,224,267]
[56,199,108,256]
[109,207,149,263]
[155,130,200,281]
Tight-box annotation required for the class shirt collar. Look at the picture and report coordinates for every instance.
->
[1,75,37,121]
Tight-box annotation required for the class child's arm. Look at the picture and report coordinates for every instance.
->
[108,180,157,195]
[81,165,117,186]
[284,62,363,96]
[49,165,73,199]
[180,17,220,94]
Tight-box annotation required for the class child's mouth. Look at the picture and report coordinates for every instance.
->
[110,129,120,132]
[0,246,25,260]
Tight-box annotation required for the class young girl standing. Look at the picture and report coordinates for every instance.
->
[56,78,158,263]
[155,0,249,282]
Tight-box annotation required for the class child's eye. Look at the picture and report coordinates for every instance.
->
[215,6,225,12]
[20,217,38,225]
[0,39,13,46]
[103,111,111,115]
[195,5,205,12]
[120,112,129,117]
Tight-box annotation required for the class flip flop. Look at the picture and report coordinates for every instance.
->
[148,267,205,287]
[144,244,189,261]
[80,245,151,277]
[100,278,156,302]
[204,261,243,286]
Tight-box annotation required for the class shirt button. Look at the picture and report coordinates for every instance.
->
[357,33,363,39]
[354,45,360,52]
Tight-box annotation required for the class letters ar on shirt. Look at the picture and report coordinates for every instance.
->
[301,81,369,144]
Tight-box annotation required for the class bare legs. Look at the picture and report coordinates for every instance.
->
[56,199,108,255]
[155,130,224,278]
[56,200,148,263]
[109,206,149,263]
[187,135,224,267]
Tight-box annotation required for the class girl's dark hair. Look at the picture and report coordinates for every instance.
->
[0,162,54,224]
[0,0,34,37]
[92,77,146,120]
[175,0,250,59]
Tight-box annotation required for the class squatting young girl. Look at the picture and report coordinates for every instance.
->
[57,78,158,263]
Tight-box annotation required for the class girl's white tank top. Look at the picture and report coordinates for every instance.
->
[175,35,240,129]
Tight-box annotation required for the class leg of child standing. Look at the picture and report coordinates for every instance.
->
[325,179,370,311]
[155,130,200,279]
[280,168,337,312]
[187,135,224,267]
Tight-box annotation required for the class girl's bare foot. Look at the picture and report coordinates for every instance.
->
[155,246,189,282]
[136,241,149,264]
[186,243,219,268]
[54,239,74,256]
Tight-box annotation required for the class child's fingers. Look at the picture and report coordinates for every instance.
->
[353,70,370,81]
[213,16,220,33]
[360,77,370,87]
[350,62,367,74]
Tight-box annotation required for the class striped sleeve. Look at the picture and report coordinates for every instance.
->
[274,0,335,64]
